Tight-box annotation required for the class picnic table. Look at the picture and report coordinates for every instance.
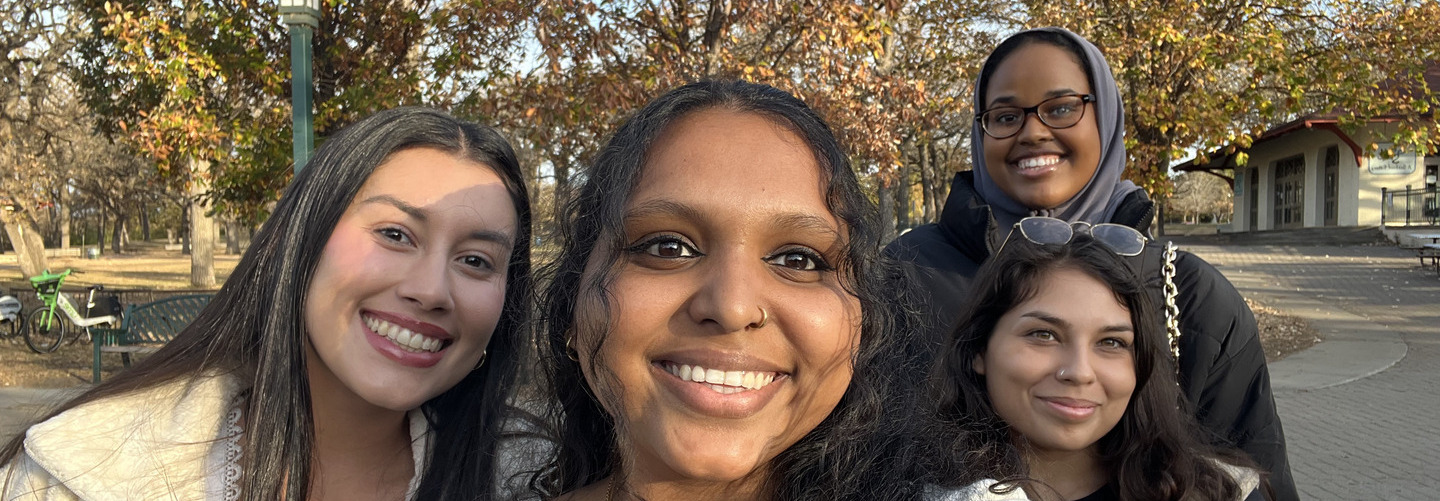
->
[1410,233,1440,277]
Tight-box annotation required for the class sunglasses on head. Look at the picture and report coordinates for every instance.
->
[995,216,1148,257]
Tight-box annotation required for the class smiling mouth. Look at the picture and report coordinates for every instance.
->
[1014,155,1062,172]
[659,361,781,394]
[364,314,448,353]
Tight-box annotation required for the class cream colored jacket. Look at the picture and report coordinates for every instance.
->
[0,375,430,501]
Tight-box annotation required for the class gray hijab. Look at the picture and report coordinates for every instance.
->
[971,27,1141,229]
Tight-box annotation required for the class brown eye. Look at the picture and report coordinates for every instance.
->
[627,235,700,259]
[765,248,830,272]
[650,240,690,258]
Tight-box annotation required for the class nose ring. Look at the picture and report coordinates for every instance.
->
[1057,368,1068,379]
[754,306,769,328]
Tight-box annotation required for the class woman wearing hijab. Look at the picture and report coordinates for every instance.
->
[888,27,1297,501]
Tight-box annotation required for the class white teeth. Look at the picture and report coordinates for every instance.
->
[1018,156,1060,169]
[662,362,780,392]
[365,315,444,353]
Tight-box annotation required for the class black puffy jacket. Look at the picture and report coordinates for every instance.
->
[888,172,1297,501]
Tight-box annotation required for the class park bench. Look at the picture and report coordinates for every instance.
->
[90,294,214,383]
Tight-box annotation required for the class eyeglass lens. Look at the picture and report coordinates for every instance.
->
[981,95,1089,139]
[1015,217,1146,257]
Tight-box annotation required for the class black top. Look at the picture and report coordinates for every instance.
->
[1073,483,1118,501]
[887,172,1298,501]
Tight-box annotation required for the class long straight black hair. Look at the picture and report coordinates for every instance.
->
[0,106,533,501]
[531,80,924,500]
[927,235,1261,500]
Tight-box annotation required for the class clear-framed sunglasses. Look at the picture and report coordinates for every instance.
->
[994,216,1148,257]
[975,93,1095,139]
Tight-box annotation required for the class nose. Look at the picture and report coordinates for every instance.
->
[1055,345,1097,385]
[395,252,454,312]
[686,253,768,333]
[1014,111,1054,144]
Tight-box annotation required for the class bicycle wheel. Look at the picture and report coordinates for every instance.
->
[25,308,67,354]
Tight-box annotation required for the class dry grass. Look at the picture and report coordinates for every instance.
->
[0,241,240,292]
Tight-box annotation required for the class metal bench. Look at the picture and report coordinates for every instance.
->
[90,294,214,383]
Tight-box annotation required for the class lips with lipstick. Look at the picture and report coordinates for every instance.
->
[364,313,450,353]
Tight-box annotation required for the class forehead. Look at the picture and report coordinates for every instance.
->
[355,147,515,220]
[985,42,1091,105]
[630,108,836,223]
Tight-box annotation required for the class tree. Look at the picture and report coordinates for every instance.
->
[74,0,531,285]
[1169,172,1233,223]
[0,0,82,277]
[1005,0,1440,198]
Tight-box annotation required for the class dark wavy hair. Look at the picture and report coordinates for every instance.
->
[530,80,922,500]
[927,235,1260,500]
[1,107,532,501]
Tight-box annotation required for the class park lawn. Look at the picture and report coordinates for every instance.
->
[0,242,240,293]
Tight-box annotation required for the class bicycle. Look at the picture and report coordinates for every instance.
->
[25,269,122,354]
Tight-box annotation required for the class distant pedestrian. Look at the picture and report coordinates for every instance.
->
[887,27,1296,500]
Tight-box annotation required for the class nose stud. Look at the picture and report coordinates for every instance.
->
[1057,368,1068,380]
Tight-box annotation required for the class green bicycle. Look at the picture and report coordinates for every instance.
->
[25,269,121,354]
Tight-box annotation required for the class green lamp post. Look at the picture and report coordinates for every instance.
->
[279,0,320,174]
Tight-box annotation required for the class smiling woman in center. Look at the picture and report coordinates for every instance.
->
[531,80,920,501]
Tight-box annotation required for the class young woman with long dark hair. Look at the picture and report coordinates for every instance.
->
[927,224,1263,501]
[1,107,532,501]
[530,80,921,501]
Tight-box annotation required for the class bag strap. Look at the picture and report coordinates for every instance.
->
[1162,241,1182,379]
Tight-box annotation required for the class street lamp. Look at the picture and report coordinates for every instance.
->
[279,0,320,174]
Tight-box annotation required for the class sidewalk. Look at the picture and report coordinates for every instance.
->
[1176,241,1440,500]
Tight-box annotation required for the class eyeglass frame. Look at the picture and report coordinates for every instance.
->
[974,93,1096,139]
[992,216,1149,259]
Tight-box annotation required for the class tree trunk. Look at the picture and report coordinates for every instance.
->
[111,214,128,254]
[97,205,107,254]
[877,173,897,243]
[0,208,49,278]
[58,189,70,249]
[895,154,913,231]
[141,200,151,241]
[921,139,936,224]
[225,218,240,255]
[181,203,191,254]
[190,158,217,287]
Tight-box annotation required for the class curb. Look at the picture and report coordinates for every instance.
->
[1242,289,1407,392]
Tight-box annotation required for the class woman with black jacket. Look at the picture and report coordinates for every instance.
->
[888,27,1297,500]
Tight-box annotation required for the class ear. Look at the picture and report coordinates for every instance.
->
[973,353,986,375]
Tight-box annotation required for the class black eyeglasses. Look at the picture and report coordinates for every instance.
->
[975,94,1095,139]
[994,216,1148,257]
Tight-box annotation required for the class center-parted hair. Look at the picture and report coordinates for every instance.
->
[532,79,923,500]
[1,107,532,501]
[926,235,1257,500]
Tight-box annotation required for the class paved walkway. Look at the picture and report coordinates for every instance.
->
[1176,242,1440,500]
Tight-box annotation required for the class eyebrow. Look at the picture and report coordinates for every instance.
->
[625,199,842,238]
[359,194,515,248]
[987,88,1085,108]
[1019,311,1132,333]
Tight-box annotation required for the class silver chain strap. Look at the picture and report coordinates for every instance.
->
[1162,241,1182,379]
